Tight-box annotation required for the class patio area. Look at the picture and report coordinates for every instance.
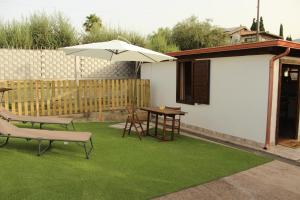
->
[0,122,271,200]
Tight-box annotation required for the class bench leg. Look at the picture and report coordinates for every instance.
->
[0,136,9,147]
[83,138,94,159]
[37,140,53,156]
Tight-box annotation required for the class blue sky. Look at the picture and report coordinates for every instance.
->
[0,0,299,39]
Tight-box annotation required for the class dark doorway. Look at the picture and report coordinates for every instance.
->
[277,64,299,141]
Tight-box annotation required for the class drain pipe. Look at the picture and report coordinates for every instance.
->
[264,47,290,149]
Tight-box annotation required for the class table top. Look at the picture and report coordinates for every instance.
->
[140,107,186,115]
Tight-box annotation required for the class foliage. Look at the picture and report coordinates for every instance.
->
[259,17,265,32]
[171,16,228,50]
[0,20,32,48]
[146,28,179,53]
[0,12,78,49]
[279,24,283,37]
[250,17,265,32]
[286,35,293,41]
[81,25,146,47]
[250,18,257,31]
[83,14,102,32]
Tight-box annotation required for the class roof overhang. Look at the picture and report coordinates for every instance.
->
[167,40,300,60]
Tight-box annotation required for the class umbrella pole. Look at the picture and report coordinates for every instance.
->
[133,62,142,108]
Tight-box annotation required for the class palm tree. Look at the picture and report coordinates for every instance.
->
[83,14,102,32]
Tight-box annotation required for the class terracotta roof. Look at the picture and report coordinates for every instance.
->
[240,31,282,39]
[167,40,300,57]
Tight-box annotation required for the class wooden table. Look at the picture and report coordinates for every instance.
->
[140,107,186,141]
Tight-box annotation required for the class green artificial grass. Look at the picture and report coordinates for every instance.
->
[0,122,271,200]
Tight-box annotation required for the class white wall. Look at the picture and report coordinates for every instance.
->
[142,55,274,144]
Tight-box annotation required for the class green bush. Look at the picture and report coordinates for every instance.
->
[0,12,78,49]
[81,25,146,47]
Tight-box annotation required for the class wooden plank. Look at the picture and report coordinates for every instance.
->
[68,80,73,114]
[4,81,9,110]
[57,80,62,115]
[89,80,93,113]
[94,80,98,112]
[63,80,68,115]
[141,80,144,107]
[84,80,88,113]
[40,81,45,116]
[120,79,123,108]
[137,79,140,107]
[79,81,83,113]
[51,81,56,116]
[11,81,15,114]
[74,80,78,114]
[35,80,40,117]
[17,81,22,115]
[111,80,115,109]
[46,81,51,116]
[124,79,128,107]
[115,79,119,109]
[24,80,29,115]
[103,80,106,111]
[30,80,35,116]
[98,80,103,121]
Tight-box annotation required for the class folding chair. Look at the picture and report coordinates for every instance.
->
[123,105,145,140]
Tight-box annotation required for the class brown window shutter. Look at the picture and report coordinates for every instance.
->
[193,60,210,104]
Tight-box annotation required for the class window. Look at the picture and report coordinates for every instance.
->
[176,60,210,105]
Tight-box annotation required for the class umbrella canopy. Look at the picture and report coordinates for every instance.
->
[60,40,176,63]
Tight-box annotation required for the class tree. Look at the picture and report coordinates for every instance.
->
[147,28,178,53]
[286,35,292,41]
[259,17,265,32]
[279,24,283,37]
[250,18,257,31]
[171,16,228,50]
[83,14,102,32]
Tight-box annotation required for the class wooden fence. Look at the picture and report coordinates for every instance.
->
[0,79,150,118]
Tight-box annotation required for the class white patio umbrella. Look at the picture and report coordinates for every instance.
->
[60,39,176,106]
[61,39,176,63]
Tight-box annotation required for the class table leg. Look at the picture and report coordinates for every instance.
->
[146,111,150,136]
[163,115,166,140]
[171,115,175,140]
[155,113,158,136]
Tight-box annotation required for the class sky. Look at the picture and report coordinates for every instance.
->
[0,0,299,39]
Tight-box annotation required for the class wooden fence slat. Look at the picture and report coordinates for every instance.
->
[74,81,78,114]
[24,80,28,115]
[30,80,34,116]
[63,80,68,115]
[57,81,62,115]
[51,81,56,115]
[84,80,88,113]
[40,81,45,116]
[98,80,103,121]
[103,80,106,111]
[4,81,9,110]
[46,81,51,116]
[68,80,73,114]
[79,81,83,113]
[89,80,93,113]
[94,80,98,112]
[17,81,22,115]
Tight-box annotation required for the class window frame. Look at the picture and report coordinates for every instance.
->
[176,59,210,105]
